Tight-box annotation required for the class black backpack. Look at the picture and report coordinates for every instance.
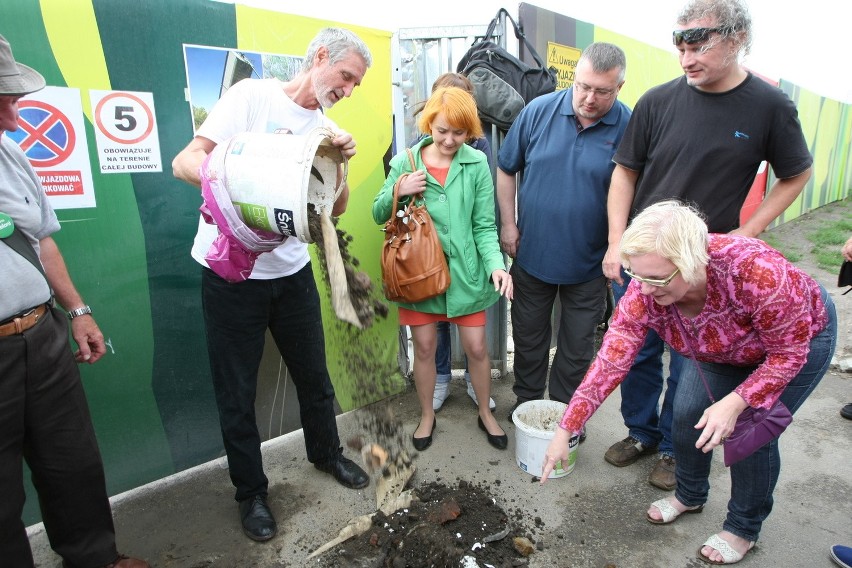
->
[457,8,557,131]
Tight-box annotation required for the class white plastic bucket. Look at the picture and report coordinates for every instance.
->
[206,127,347,243]
[513,400,579,479]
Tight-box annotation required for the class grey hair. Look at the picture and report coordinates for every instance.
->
[620,200,709,285]
[301,27,373,72]
[579,42,627,83]
[677,0,753,57]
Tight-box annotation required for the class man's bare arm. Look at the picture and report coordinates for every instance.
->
[603,165,639,284]
[734,167,811,238]
[496,168,519,258]
[172,136,217,188]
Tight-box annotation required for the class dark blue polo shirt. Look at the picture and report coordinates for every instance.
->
[498,88,631,284]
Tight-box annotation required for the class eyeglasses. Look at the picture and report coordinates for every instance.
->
[672,27,722,45]
[574,82,617,99]
[624,267,681,287]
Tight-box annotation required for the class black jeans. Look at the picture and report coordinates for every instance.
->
[510,264,606,404]
[0,306,117,568]
[201,264,341,502]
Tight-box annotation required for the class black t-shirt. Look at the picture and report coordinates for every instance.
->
[614,73,812,233]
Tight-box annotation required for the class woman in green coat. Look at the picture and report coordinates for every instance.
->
[373,87,513,451]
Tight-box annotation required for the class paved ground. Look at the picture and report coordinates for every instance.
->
[29,201,852,567]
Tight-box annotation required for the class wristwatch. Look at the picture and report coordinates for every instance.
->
[67,305,93,320]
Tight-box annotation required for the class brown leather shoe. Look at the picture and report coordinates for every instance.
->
[604,436,658,467]
[648,455,677,491]
[106,554,150,568]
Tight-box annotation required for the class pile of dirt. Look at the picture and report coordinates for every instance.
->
[306,207,542,568]
[313,478,540,568]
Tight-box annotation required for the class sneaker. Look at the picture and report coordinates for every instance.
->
[648,454,677,490]
[841,404,852,420]
[604,436,658,467]
[831,545,852,568]
[466,379,496,410]
[432,380,450,411]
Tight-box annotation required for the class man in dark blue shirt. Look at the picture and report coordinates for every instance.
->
[497,42,631,428]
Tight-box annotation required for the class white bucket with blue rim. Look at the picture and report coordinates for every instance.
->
[513,400,579,479]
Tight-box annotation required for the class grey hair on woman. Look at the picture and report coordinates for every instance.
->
[677,0,753,56]
[302,27,373,72]
[620,200,710,285]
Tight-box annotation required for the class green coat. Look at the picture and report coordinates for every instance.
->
[372,137,505,318]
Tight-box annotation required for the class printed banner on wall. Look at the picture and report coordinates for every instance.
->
[9,86,96,209]
[90,90,163,174]
[547,41,582,91]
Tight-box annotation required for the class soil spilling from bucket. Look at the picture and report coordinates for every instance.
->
[308,205,389,329]
[306,205,401,410]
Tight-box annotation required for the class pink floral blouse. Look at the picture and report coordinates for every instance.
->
[560,234,828,434]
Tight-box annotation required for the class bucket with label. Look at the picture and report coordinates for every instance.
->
[512,400,579,479]
[206,127,347,243]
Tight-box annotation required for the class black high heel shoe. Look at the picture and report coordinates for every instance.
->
[412,417,437,451]
[478,416,508,450]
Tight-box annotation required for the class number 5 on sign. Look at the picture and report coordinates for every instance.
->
[90,90,164,174]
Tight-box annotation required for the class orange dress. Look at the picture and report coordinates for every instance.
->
[397,160,486,327]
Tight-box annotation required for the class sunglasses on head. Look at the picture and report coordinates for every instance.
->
[672,27,723,45]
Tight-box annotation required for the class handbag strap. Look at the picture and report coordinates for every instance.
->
[483,8,549,71]
[671,307,717,404]
[388,148,420,223]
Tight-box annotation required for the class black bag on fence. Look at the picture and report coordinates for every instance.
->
[457,7,557,131]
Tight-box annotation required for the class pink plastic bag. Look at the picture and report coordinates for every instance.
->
[199,153,285,282]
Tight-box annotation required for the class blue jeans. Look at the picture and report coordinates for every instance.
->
[612,273,681,456]
[435,321,469,384]
[671,286,836,542]
[202,265,341,501]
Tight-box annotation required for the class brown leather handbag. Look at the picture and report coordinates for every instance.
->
[380,148,451,303]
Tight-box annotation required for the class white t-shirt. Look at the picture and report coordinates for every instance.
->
[190,78,337,279]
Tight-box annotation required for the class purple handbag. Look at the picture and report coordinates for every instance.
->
[721,401,792,466]
[673,311,793,467]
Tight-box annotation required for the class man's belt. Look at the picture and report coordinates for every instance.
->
[0,304,49,337]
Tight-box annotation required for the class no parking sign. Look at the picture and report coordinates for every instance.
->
[90,90,163,173]
[9,86,96,209]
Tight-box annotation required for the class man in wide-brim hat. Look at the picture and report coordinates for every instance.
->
[0,35,45,95]
[0,34,150,568]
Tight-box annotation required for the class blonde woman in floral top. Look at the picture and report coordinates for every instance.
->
[542,201,836,565]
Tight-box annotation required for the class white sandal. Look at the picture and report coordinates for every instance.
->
[646,498,703,525]
[698,533,755,565]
